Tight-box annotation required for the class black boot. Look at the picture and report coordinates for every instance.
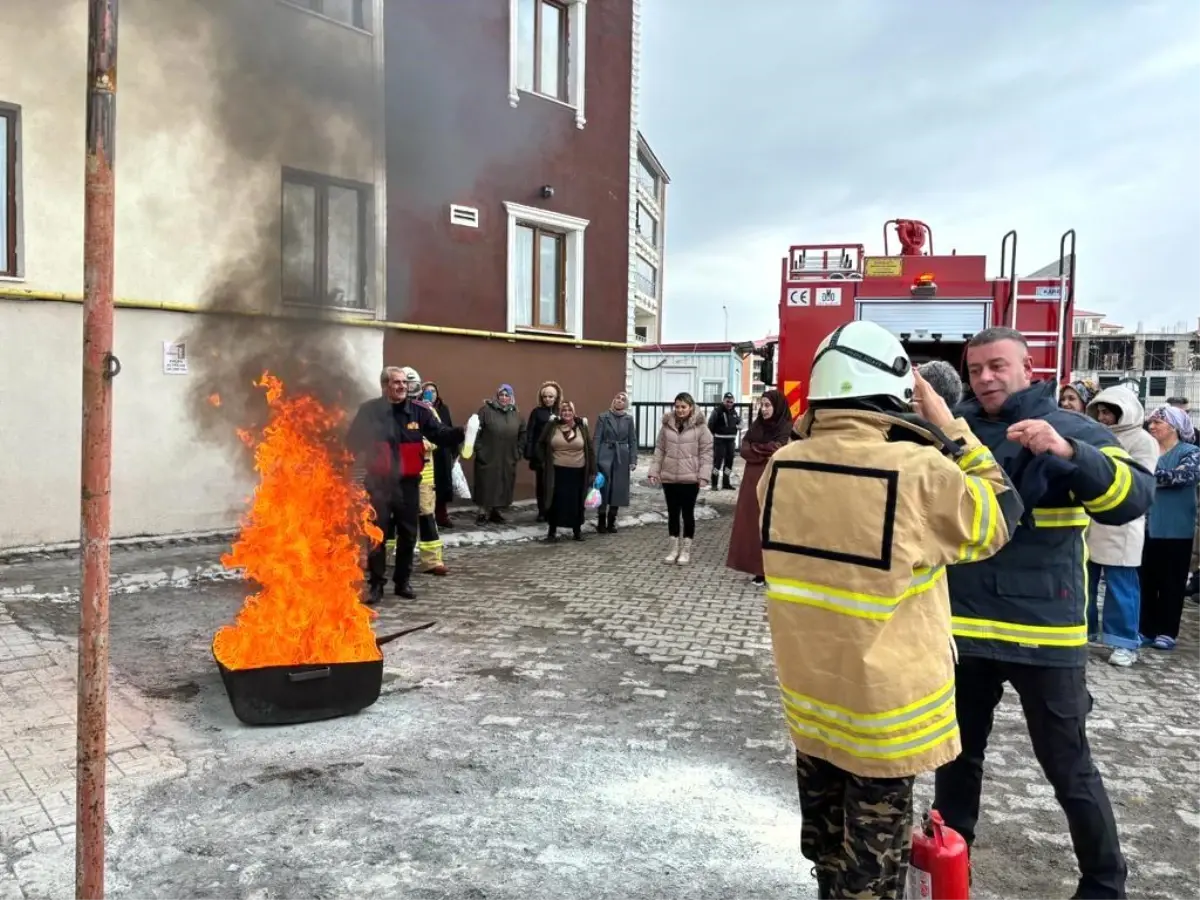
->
[544,526,559,544]
[722,471,733,490]
[572,527,584,542]
[710,473,719,490]
[365,584,384,606]
[596,508,608,534]
[393,582,416,600]
[606,508,618,533]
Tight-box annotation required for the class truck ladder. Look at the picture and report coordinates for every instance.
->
[1004,229,1075,384]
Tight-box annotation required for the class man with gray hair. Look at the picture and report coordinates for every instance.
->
[917,360,963,409]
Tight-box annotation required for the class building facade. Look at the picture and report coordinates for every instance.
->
[0,0,387,550]
[380,0,641,500]
[633,132,669,346]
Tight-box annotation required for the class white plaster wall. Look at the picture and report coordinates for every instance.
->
[0,302,381,548]
[0,1,387,548]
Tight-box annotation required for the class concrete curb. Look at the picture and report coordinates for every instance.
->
[0,505,724,604]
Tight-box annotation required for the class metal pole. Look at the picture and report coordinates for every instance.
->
[77,2,119,898]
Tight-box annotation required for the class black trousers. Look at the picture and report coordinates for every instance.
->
[366,478,419,588]
[797,752,915,900]
[534,465,548,516]
[662,482,699,538]
[1139,537,1193,640]
[934,657,1126,899]
[713,439,736,474]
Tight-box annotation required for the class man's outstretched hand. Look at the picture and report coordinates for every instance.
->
[912,369,954,429]
[1007,419,1075,459]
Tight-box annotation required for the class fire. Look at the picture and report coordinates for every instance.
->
[208,393,222,408]
[213,373,383,670]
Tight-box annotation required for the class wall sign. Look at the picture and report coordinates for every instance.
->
[787,288,811,307]
[163,341,188,375]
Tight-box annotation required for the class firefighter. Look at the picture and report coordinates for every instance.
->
[757,321,1023,899]
[401,367,450,577]
[347,366,463,605]
[707,392,741,489]
[933,326,1156,900]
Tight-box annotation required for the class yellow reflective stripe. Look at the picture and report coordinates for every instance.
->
[1100,445,1131,461]
[779,679,955,735]
[766,567,945,621]
[1082,458,1132,515]
[958,446,994,475]
[952,616,1088,647]
[784,707,960,761]
[1031,506,1090,528]
[957,475,999,562]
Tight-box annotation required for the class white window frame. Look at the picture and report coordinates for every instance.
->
[701,380,725,404]
[504,201,589,340]
[507,0,588,129]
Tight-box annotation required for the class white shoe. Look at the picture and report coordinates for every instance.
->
[1108,648,1137,667]
[663,537,680,564]
[676,538,692,565]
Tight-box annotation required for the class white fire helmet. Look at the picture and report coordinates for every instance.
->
[400,366,422,398]
[807,320,915,406]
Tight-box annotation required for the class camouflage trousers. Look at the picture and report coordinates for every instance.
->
[796,751,916,900]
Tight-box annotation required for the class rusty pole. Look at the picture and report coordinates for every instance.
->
[77,2,119,898]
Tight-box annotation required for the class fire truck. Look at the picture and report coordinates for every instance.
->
[761,218,1077,418]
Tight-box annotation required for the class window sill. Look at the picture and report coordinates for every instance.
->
[275,0,373,36]
[0,275,26,283]
[513,326,582,342]
[511,89,586,128]
[283,299,378,317]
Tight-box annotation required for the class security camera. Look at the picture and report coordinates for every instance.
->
[540,185,555,199]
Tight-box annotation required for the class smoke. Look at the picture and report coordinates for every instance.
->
[123,0,386,449]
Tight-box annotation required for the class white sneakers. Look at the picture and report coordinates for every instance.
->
[1108,648,1138,667]
[664,537,680,564]
[677,538,692,565]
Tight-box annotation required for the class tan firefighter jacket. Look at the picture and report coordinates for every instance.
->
[757,409,1023,779]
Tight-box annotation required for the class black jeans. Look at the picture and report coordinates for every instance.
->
[1139,537,1193,640]
[713,439,736,475]
[534,465,548,517]
[662,482,700,538]
[934,657,1126,899]
[366,478,419,588]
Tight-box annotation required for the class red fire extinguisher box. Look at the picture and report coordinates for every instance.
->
[909,809,970,899]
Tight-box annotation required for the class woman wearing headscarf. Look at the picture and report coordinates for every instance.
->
[1059,379,1097,413]
[533,399,597,542]
[421,382,457,528]
[524,380,563,522]
[1083,385,1159,667]
[1139,405,1200,650]
[726,389,793,585]
[648,392,713,566]
[593,390,638,534]
[472,384,526,526]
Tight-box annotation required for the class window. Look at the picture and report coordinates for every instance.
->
[516,0,567,101]
[508,0,587,126]
[0,105,18,277]
[1143,340,1172,370]
[637,155,659,201]
[701,381,724,404]
[635,255,657,298]
[284,0,369,29]
[751,381,765,395]
[636,203,658,245]
[281,169,371,311]
[504,201,589,339]
[1149,376,1168,397]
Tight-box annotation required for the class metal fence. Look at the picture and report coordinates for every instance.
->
[630,401,755,451]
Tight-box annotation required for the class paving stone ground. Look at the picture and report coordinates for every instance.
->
[1,494,1198,898]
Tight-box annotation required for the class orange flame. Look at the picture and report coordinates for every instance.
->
[213,373,383,670]
[208,393,222,408]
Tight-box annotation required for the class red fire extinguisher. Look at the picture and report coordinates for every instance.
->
[908,809,970,899]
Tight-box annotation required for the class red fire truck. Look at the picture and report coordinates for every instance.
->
[762,218,1077,418]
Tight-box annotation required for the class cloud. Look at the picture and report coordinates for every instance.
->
[640,0,1200,342]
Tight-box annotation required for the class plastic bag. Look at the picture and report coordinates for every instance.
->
[460,413,481,460]
[584,488,602,509]
[452,460,471,500]
[593,472,606,490]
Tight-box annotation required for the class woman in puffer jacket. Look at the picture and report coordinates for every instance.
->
[648,392,713,565]
[1084,385,1159,667]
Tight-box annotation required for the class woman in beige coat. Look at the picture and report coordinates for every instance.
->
[648,392,713,565]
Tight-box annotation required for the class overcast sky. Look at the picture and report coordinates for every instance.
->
[639,0,1200,343]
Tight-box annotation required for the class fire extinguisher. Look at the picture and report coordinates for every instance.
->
[908,809,970,899]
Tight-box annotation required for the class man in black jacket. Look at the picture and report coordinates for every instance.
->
[707,392,741,489]
[933,328,1155,900]
[347,366,464,604]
